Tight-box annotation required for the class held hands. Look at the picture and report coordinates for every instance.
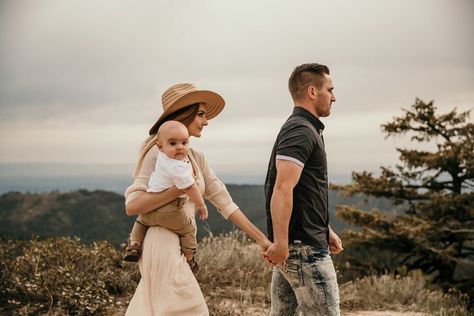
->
[258,237,272,254]
[195,204,208,220]
[263,242,289,265]
[328,227,343,254]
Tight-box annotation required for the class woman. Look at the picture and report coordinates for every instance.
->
[125,83,271,315]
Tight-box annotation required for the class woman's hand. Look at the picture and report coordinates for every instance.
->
[258,237,272,252]
[227,209,272,254]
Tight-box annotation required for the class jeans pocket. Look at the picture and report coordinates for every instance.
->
[285,254,300,274]
[284,253,306,286]
[308,248,330,263]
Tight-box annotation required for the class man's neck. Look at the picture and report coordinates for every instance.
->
[294,103,319,118]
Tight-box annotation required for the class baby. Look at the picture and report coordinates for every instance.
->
[124,120,208,270]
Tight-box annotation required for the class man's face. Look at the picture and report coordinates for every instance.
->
[313,74,336,117]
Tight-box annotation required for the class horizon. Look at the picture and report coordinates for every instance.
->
[0,162,353,195]
[1,0,472,178]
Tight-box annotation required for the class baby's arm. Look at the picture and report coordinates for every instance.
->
[183,183,208,220]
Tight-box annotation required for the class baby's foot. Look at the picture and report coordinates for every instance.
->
[187,258,199,274]
[123,240,141,262]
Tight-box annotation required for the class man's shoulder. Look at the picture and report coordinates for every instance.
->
[280,116,318,138]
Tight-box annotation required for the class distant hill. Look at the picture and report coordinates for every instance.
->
[0,187,398,247]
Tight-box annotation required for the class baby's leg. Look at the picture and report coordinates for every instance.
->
[154,207,197,261]
[130,220,148,246]
[175,219,199,273]
[179,224,197,261]
[123,220,148,262]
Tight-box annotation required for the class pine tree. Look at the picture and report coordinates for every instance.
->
[334,99,474,298]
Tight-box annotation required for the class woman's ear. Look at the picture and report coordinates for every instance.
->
[156,142,162,151]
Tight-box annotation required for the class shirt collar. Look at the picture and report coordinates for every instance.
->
[292,106,325,132]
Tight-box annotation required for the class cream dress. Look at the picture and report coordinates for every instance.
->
[125,146,238,316]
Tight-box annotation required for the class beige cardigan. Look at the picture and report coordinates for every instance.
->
[125,145,238,220]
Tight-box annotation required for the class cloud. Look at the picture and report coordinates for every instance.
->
[0,0,472,178]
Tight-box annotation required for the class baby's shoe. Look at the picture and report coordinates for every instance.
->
[188,258,199,274]
[123,240,141,262]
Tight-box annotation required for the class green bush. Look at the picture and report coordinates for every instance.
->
[0,237,137,315]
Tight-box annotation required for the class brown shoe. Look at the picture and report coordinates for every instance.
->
[188,258,199,274]
[123,241,141,262]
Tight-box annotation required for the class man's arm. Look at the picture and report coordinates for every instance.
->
[264,159,303,265]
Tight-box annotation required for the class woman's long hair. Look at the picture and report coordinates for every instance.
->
[133,103,200,177]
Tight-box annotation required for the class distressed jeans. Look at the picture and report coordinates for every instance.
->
[270,242,340,316]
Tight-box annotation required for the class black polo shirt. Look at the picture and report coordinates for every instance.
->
[264,107,329,249]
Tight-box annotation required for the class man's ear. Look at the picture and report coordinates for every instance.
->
[308,85,318,101]
[156,142,162,150]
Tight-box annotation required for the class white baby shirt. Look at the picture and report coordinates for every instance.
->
[147,151,195,192]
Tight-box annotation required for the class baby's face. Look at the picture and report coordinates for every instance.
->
[159,127,190,160]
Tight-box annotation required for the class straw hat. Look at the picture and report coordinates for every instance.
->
[149,83,225,135]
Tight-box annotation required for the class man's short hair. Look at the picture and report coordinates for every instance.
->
[288,63,330,101]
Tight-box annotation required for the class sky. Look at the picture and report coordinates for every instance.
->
[0,0,473,183]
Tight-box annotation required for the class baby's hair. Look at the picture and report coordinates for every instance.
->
[156,121,189,149]
[134,112,194,177]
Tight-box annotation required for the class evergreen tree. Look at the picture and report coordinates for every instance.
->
[334,99,474,298]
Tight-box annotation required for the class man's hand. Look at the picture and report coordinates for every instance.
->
[328,227,343,254]
[264,242,289,265]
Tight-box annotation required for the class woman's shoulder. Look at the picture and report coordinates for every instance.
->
[189,147,208,168]
[144,144,159,160]
[189,147,205,160]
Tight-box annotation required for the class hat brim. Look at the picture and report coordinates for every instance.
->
[149,90,225,135]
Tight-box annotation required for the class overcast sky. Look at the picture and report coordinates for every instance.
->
[0,0,473,181]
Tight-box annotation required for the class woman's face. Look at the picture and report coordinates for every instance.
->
[186,104,208,138]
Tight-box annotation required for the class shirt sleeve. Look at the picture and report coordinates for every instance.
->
[191,149,238,219]
[276,125,316,167]
[167,161,196,190]
[124,145,158,205]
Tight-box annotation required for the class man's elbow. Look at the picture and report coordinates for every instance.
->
[273,182,293,195]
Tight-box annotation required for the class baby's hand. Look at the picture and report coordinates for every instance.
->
[196,205,208,220]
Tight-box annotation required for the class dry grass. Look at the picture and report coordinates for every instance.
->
[340,273,471,316]
[196,231,272,315]
[195,231,471,316]
[1,233,470,315]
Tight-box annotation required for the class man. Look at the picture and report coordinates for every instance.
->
[264,63,343,316]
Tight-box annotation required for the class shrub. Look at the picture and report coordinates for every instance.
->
[1,237,137,315]
[1,233,471,315]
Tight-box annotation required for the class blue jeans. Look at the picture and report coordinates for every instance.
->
[270,242,340,316]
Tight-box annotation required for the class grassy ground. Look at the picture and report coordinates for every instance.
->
[1,232,471,315]
[195,231,471,316]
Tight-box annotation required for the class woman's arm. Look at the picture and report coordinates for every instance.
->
[228,209,271,251]
[125,188,182,216]
[124,145,182,216]
[192,148,271,250]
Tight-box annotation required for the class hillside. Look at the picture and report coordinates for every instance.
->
[0,187,398,246]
